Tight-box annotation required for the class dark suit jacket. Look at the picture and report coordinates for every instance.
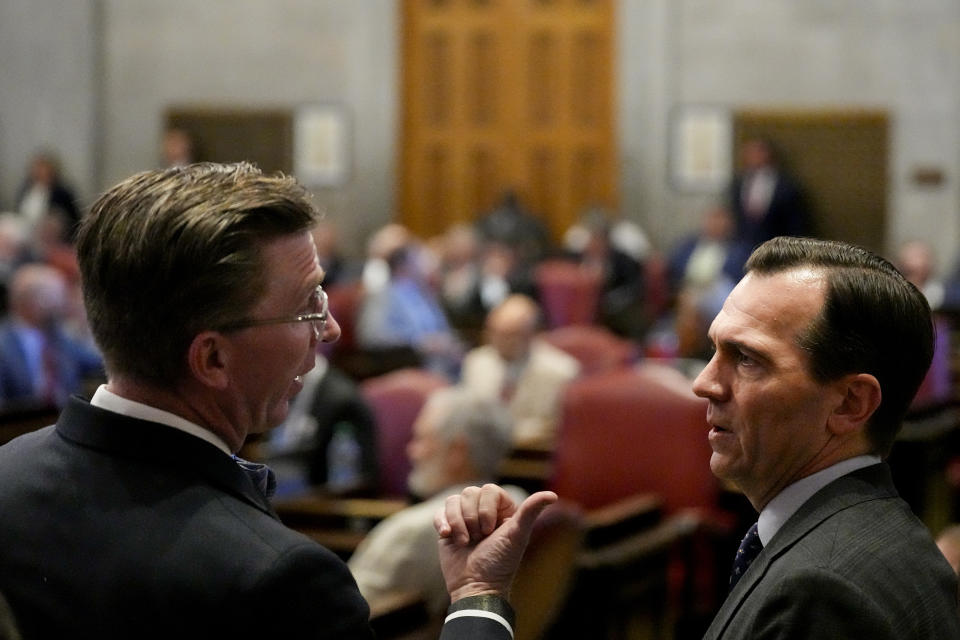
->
[730,171,809,249]
[705,463,960,639]
[0,397,374,639]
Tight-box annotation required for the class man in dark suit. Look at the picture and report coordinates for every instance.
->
[434,236,960,639]
[729,137,809,249]
[0,163,485,639]
[262,352,379,497]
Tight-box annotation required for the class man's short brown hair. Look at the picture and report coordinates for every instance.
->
[77,162,320,386]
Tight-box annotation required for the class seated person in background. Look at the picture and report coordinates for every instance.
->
[561,208,646,339]
[459,294,580,448]
[563,204,653,266]
[475,189,551,272]
[475,240,538,317]
[436,223,485,345]
[348,387,522,615]
[0,263,103,409]
[356,238,463,379]
[644,284,725,381]
[259,352,378,497]
[665,205,749,299]
[0,215,28,317]
[360,223,412,295]
[437,226,537,348]
[312,220,356,288]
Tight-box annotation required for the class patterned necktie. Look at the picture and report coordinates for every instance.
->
[729,522,763,591]
[233,455,278,500]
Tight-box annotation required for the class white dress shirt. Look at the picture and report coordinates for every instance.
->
[90,384,232,456]
[757,454,882,545]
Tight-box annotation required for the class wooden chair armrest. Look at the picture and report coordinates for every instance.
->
[273,493,410,551]
[582,493,663,548]
[273,493,409,521]
[577,513,699,570]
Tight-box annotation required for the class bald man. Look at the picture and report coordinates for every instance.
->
[459,294,580,447]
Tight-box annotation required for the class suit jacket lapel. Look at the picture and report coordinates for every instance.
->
[55,396,276,515]
[705,464,897,639]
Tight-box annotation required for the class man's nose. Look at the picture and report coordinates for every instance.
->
[320,313,342,344]
[692,356,722,400]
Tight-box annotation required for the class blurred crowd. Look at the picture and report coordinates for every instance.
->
[0,150,104,413]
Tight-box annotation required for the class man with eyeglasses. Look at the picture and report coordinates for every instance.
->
[0,162,477,639]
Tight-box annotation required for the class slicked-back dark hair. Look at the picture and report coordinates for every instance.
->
[746,236,933,457]
[77,162,320,386]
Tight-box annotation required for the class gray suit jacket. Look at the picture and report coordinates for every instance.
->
[705,463,960,639]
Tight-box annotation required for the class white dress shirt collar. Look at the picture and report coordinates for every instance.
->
[90,384,232,456]
[757,454,881,546]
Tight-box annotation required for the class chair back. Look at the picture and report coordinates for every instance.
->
[538,324,639,376]
[510,500,585,640]
[321,281,364,358]
[549,363,718,515]
[534,259,602,328]
[360,368,450,496]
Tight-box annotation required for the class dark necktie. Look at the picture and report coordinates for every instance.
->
[234,455,277,500]
[729,522,763,591]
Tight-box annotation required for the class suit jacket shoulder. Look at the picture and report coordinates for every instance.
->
[706,464,960,639]
[0,398,373,639]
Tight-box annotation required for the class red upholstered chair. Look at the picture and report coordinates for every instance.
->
[534,259,602,329]
[549,361,737,635]
[538,324,640,376]
[359,368,450,497]
[642,250,671,322]
[320,281,364,359]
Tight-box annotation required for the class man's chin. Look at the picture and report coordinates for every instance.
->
[709,453,734,481]
[407,473,438,500]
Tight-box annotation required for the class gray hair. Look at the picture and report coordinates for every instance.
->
[426,387,513,479]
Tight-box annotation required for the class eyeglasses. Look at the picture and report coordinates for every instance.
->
[218,284,328,340]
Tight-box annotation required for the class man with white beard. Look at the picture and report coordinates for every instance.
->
[348,387,523,614]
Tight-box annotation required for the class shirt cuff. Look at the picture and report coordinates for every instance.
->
[445,595,515,637]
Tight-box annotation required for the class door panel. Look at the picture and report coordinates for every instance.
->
[400,0,616,242]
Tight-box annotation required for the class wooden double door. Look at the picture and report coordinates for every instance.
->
[399,0,617,242]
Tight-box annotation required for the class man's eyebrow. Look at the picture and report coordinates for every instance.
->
[717,338,769,363]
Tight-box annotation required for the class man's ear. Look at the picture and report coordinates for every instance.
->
[827,373,881,436]
[187,331,231,389]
